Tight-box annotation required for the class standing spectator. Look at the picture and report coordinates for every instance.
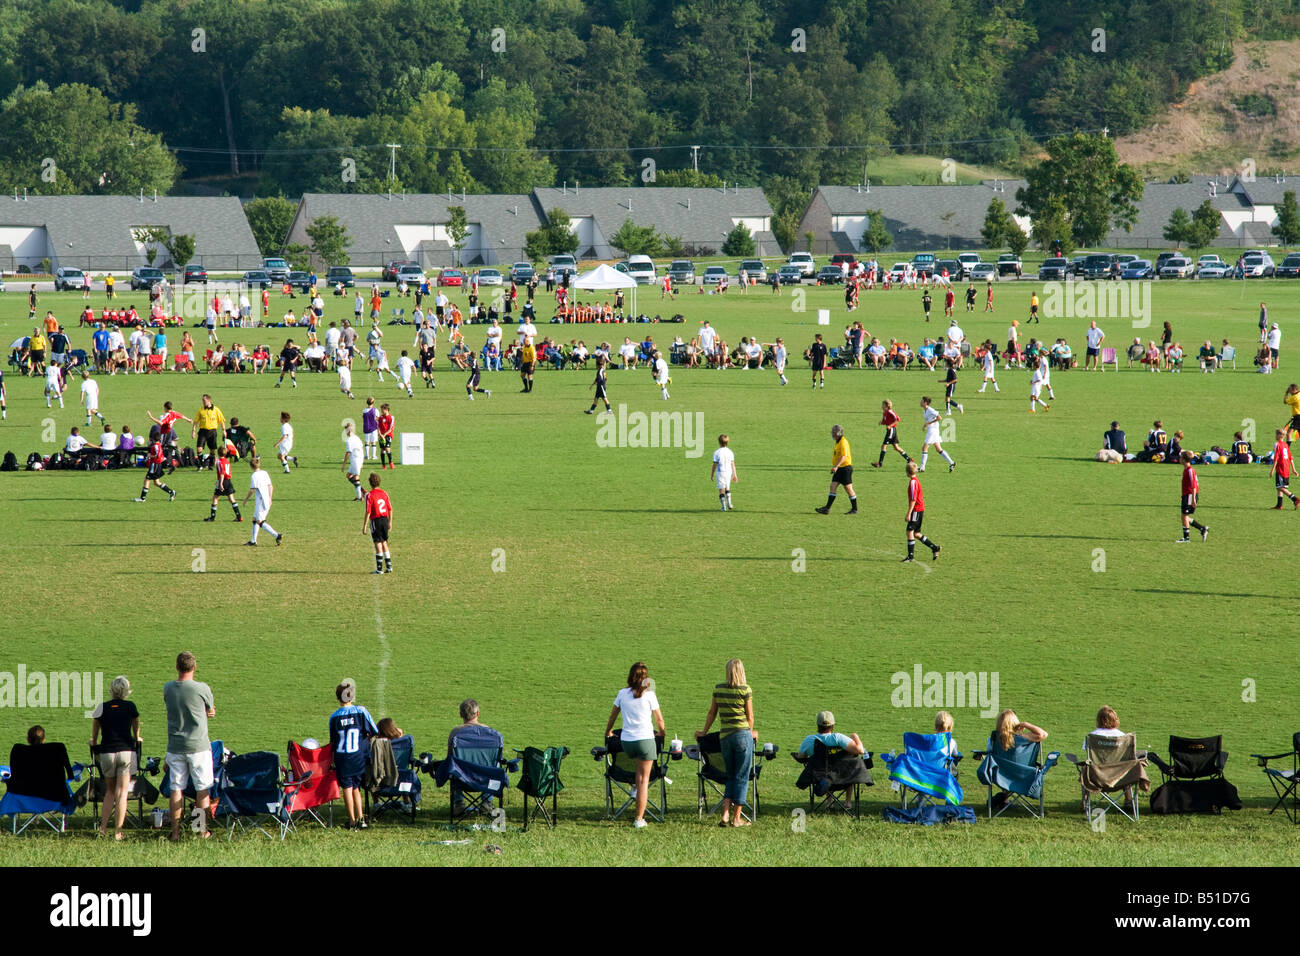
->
[91,675,140,840]
[328,678,378,830]
[1260,302,1269,344]
[1268,323,1282,371]
[695,658,756,827]
[163,652,215,841]
[1084,321,1106,370]
[603,662,666,829]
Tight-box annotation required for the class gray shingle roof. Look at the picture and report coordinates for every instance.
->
[806,182,1026,249]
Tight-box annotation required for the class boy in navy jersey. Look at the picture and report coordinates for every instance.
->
[328,679,378,829]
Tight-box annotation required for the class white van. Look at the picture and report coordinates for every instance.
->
[625,254,657,284]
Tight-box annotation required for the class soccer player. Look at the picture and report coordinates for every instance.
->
[341,422,364,499]
[466,352,491,401]
[377,403,395,469]
[205,446,242,522]
[362,397,379,460]
[275,339,301,388]
[147,401,190,472]
[366,321,383,371]
[985,281,994,313]
[79,369,104,427]
[919,396,955,473]
[943,285,955,318]
[940,359,964,415]
[241,456,282,546]
[653,350,670,400]
[872,399,912,468]
[921,290,933,323]
[815,424,857,515]
[191,394,225,471]
[1271,429,1299,509]
[1284,383,1300,443]
[338,351,355,399]
[965,284,976,313]
[585,353,610,414]
[1029,356,1051,413]
[276,412,297,473]
[395,349,416,397]
[134,427,176,503]
[901,461,941,562]
[1177,450,1208,543]
[363,473,394,574]
[809,333,828,389]
[44,359,64,409]
[772,337,788,386]
[0,368,6,419]
[328,679,377,828]
[711,434,737,511]
[978,345,999,393]
[1037,350,1056,400]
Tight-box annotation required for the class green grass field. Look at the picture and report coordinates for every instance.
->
[0,276,1297,867]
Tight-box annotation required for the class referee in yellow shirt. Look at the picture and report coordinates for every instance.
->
[192,394,226,471]
[815,424,857,514]
[1285,383,1300,443]
[520,340,536,393]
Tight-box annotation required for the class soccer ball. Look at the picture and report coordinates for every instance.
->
[1218,455,1229,464]
[1151,453,1164,463]
[300,738,321,749]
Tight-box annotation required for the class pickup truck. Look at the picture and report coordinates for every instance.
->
[997,254,1023,278]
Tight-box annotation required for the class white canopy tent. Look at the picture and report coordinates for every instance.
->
[574,263,639,317]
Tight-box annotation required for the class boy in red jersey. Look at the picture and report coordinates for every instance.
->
[1177,450,1208,542]
[1270,429,1299,509]
[134,426,176,503]
[205,446,242,522]
[902,461,940,562]
[147,401,191,474]
[377,403,395,470]
[872,399,912,468]
[363,473,393,574]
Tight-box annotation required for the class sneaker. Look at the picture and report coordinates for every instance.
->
[467,394,474,400]
[168,490,177,502]
[933,545,941,561]
[949,462,956,473]
[1274,504,1284,510]
[484,390,491,397]
[244,541,257,546]
[1042,405,1049,412]
[870,462,881,468]
[133,497,146,502]
[957,404,964,413]
[632,818,648,829]
[234,516,243,522]
[901,556,914,563]
[357,819,369,830]
[1200,526,1209,541]
[203,516,215,522]
[1175,537,1188,543]
[584,409,594,414]
[276,533,283,546]
[372,568,385,574]
[845,508,858,515]
[814,506,830,515]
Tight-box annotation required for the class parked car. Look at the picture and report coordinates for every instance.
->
[969,262,997,282]
[1158,256,1195,279]
[1069,256,1088,277]
[911,253,936,277]
[242,270,272,288]
[130,267,165,290]
[1153,251,1182,274]
[477,268,504,286]
[956,252,981,278]
[183,263,207,284]
[1195,255,1229,278]
[1082,254,1115,279]
[437,268,464,287]
[997,253,1023,277]
[54,267,85,291]
[395,265,426,287]
[888,262,910,282]
[548,254,578,280]
[625,254,657,285]
[666,259,696,285]
[510,261,535,283]
[934,259,963,281]
[815,265,845,284]
[829,253,858,272]
[776,264,804,284]
[262,258,290,283]
[1114,254,1139,267]
[787,251,816,277]
[287,271,312,292]
[1238,253,1276,278]
[701,265,729,286]
[1038,257,1070,281]
[382,260,419,282]
[738,258,766,282]
[1274,254,1300,278]
[326,266,355,288]
[1121,259,1154,280]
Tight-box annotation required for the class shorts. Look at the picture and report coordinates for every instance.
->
[1086,347,1100,357]
[348,453,362,476]
[521,362,535,374]
[924,427,941,445]
[811,362,825,372]
[278,440,292,457]
[831,465,854,486]
[146,463,165,481]
[364,430,378,445]
[196,428,218,451]
[1277,474,1290,490]
[253,504,270,523]
[214,479,234,497]
[166,749,214,793]
[906,510,924,533]
[621,738,657,761]
[882,427,898,445]
[339,370,352,389]
[1290,416,1300,433]
[30,349,45,363]
[370,516,390,543]
[1181,495,1196,516]
[98,750,133,777]
[1007,340,1016,353]
[1031,382,1043,398]
[368,345,381,360]
[1271,348,1279,359]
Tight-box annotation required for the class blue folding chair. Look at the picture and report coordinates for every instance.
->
[366,735,422,824]
[432,725,514,825]
[975,735,1060,819]
[0,743,84,834]
[214,750,303,840]
[881,732,964,808]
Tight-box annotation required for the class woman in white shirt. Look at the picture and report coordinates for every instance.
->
[604,661,665,829]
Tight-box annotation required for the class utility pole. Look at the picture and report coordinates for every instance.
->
[690,145,700,174]
[385,143,402,180]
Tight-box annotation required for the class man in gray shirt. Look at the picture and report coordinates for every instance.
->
[163,651,215,841]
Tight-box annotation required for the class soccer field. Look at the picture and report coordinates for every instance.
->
[1,277,1297,867]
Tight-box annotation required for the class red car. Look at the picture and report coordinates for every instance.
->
[382,260,419,282]
[437,269,465,287]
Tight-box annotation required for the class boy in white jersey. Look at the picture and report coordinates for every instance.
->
[44,360,64,408]
[711,434,737,511]
[1029,357,1050,413]
[653,350,670,400]
[772,338,788,385]
[341,421,364,500]
[241,456,283,546]
[80,369,104,425]
[395,350,416,397]
[338,352,355,399]
[276,411,297,473]
[1037,351,1056,400]
[978,347,999,392]
[919,395,956,473]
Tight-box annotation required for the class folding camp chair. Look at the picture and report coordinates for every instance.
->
[975,735,1060,819]
[389,307,405,325]
[214,750,303,841]
[430,726,513,825]
[1252,733,1300,823]
[514,746,569,830]
[792,740,874,819]
[685,734,779,822]
[592,736,671,822]
[881,732,963,809]
[173,354,194,372]
[1147,735,1242,813]
[158,740,230,831]
[1220,345,1237,369]
[1100,347,1118,371]
[80,742,162,829]
[365,734,421,824]
[0,743,84,834]
[1065,733,1149,824]
[284,740,339,829]
[146,354,164,373]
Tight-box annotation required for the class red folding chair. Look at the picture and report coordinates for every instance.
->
[146,355,165,373]
[173,354,194,373]
[284,740,339,829]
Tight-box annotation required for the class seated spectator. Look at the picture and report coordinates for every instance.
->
[376,717,404,740]
[1024,338,1041,363]
[1142,420,1168,461]
[797,710,865,757]
[917,339,938,371]
[1167,341,1184,371]
[303,343,326,372]
[867,337,887,369]
[100,423,119,454]
[1198,340,1219,372]
[1087,706,1125,746]
[639,336,655,362]
[1231,431,1254,463]
[618,337,637,369]
[1166,429,1184,463]
[743,337,763,368]
[895,341,914,369]
[485,341,501,371]
[1126,337,1144,367]
[570,340,589,369]
[226,343,247,373]
[207,344,225,372]
[446,699,504,809]
[1141,340,1161,372]
[119,425,136,453]
[934,710,957,758]
[251,346,270,374]
[64,426,100,462]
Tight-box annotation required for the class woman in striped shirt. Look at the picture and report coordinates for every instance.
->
[695,659,756,827]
